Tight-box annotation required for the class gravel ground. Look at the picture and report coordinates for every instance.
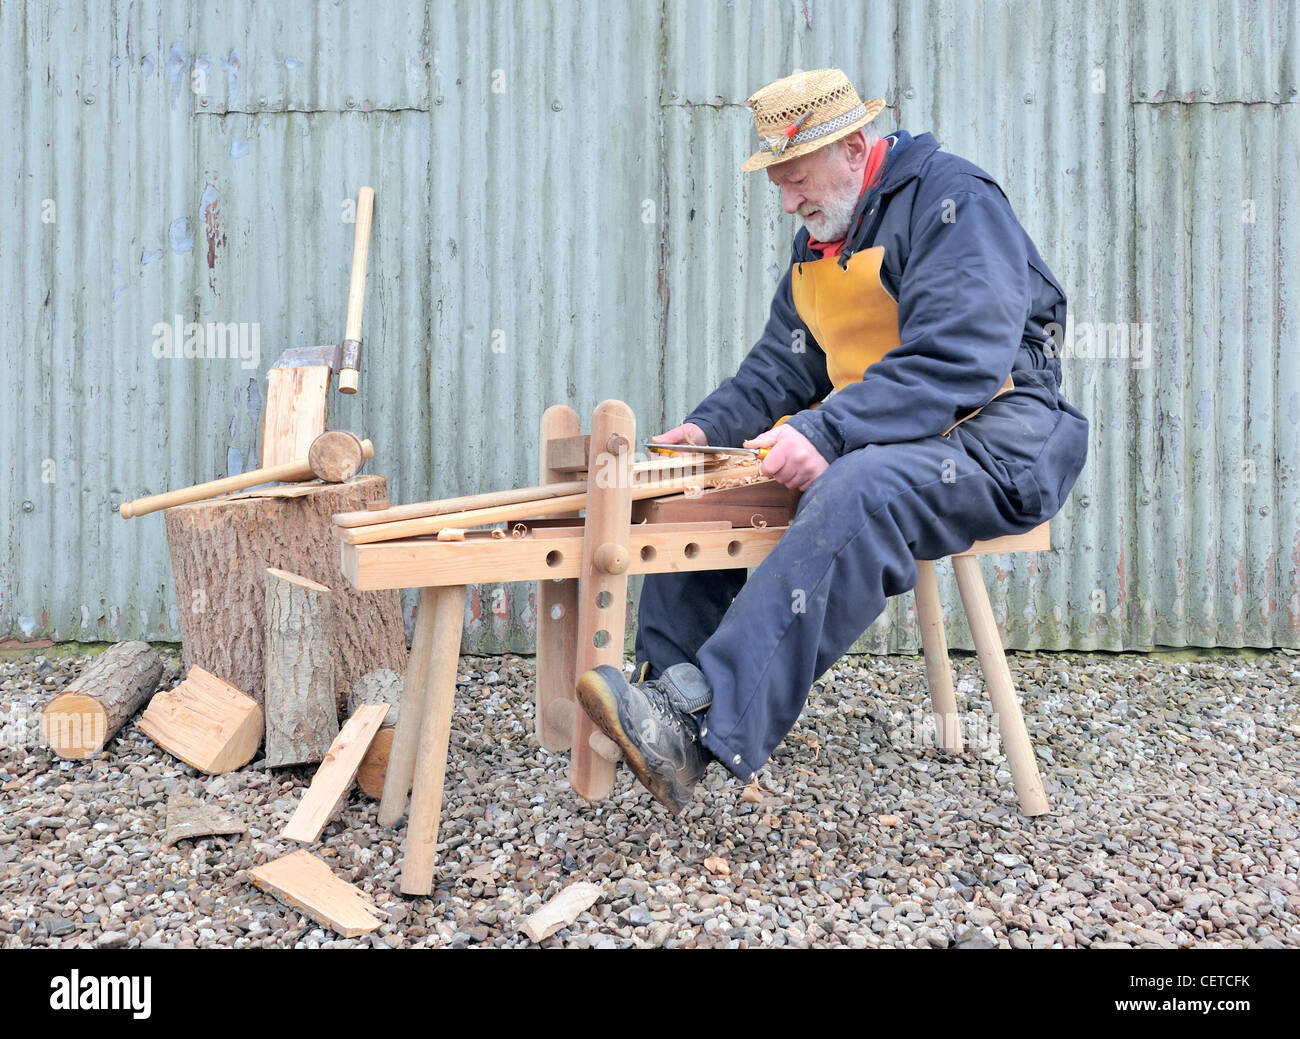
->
[1,645,1297,949]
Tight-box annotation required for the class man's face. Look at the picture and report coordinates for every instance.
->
[766,132,867,241]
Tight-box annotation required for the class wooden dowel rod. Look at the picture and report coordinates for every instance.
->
[336,463,762,546]
[333,480,590,528]
[332,458,717,529]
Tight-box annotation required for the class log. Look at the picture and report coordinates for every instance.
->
[249,850,382,938]
[347,669,402,799]
[282,703,389,843]
[263,569,339,767]
[164,474,406,708]
[41,641,164,759]
[138,667,264,774]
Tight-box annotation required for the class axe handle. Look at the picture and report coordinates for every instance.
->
[339,186,375,394]
[120,438,374,519]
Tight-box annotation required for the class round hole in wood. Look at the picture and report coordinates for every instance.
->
[595,590,613,609]
[546,550,564,568]
[684,542,700,559]
[727,540,742,557]
[593,629,610,648]
[640,545,657,562]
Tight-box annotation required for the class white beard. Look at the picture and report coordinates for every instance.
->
[797,179,861,242]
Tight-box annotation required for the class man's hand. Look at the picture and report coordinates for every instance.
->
[655,422,707,446]
[745,424,829,492]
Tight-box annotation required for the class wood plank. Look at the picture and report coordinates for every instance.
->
[632,500,793,527]
[261,366,330,468]
[536,406,581,754]
[570,400,634,800]
[138,667,264,774]
[545,434,590,471]
[341,526,790,590]
[282,703,389,843]
[951,522,1051,558]
[249,849,381,938]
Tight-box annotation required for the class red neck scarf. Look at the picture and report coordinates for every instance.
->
[807,136,891,258]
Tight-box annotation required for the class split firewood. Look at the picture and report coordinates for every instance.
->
[41,641,164,759]
[263,569,338,767]
[282,703,389,842]
[249,850,382,938]
[519,881,604,942]
[161,794,249,848]
[346,670,403,799]
[137,667,264,774]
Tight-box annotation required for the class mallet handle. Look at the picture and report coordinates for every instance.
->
[120,439,373,519]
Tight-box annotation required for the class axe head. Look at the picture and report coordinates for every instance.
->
[270,343,343,373]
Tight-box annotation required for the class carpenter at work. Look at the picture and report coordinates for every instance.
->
[578,69,1090,813]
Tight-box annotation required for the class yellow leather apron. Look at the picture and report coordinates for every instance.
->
[789,245,1012,436]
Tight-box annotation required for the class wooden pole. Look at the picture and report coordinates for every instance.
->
[952,554,1049,817]
[337,462,761,546]
[535,406,581,752]
[332,480,590,528]
[400,584,466,895]
[378,588,439,827]
[569,400,634,801]
[914,560,962,753]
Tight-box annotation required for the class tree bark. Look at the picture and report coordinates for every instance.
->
[163,475,406,708]
[42,641,164,759]
[263,569,339,767]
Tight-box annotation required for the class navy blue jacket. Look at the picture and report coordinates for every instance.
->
[686,131,1078,464]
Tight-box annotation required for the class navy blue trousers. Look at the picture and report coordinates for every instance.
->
[635,370,1088,779]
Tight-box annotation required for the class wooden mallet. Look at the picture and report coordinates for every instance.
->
[119,430,374,518]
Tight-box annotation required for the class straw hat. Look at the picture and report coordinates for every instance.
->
[740,68,885,173]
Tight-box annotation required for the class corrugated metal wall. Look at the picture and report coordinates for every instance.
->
[2,0,1296,652]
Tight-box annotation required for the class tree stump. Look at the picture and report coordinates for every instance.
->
[41,641,164,759]
[163,475,406,708]
[263,569,339,767]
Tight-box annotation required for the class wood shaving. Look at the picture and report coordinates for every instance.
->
[511,523,529,539]
[490,528,507,540]
[750,514,768,528]
[436,528,466,541]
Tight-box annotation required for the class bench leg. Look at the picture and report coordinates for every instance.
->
[400,584,466,895]
[915,560,962,753]
[952,555,1049,817]
[570,400,634,800]
[537,405,580,751]
[378,586,440,827]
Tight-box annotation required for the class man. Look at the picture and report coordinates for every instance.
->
[577,69,1089,814]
